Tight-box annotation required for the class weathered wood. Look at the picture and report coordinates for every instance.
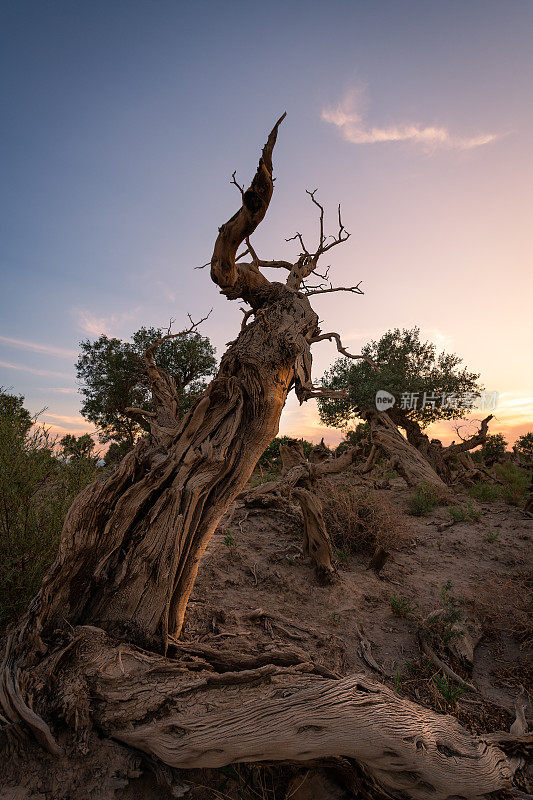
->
[0,117,512,800]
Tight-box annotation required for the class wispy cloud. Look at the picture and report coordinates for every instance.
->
[322,88,500,152]
[0,360,72,379]
[41,387,77,395]
[0,335,76,359]
[42,412,93,427]
[72,308,140,337]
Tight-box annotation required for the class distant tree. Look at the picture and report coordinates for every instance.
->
[481,433,507,466]
[59,433,96,461]
[514,432,533,462]
[319,327,481,432]
[76,327,217,447]
[0,390,33,436]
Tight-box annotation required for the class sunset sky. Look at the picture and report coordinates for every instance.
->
[1,0,532,450]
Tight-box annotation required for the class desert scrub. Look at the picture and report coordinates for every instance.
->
[419,581,462,651]
[0,393,99,629]
[320,481,406,553]
[495,462,529,506]
[448,502,481,523]
[468,479,501,502]
[408,481,442,516]
[390,594,418,619]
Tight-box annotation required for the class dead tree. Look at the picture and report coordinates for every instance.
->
[0,117,511,799]
[386,407,494,485]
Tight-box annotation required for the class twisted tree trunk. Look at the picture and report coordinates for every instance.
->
[0,118,511,800]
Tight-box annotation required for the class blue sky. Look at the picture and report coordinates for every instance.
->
[1,0,532,446]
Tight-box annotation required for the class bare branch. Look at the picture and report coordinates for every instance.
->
[211,112,286,299]
[230,170,245,197]
[305,282,364,298]
[145,311,213,362]
[311,331,380,371]
[306,188,325,251]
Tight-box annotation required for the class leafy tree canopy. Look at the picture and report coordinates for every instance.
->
[513,432,533,460]
[318,327,481,430]
[76,327,217,445]
[0,391,33,436]
[59,433,96,461]
[480,433,507,464]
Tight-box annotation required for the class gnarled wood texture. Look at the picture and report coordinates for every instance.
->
[0,118,512,800]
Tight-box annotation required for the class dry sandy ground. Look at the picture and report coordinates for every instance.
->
[1,478,531,799]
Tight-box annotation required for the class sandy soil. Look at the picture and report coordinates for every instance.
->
[1,476,531,799]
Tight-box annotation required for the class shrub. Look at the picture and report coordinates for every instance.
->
[495,462,529,506]
[320,482,406,553]
[480,433,507,465]
[408,482,441,516]
[514,432,533,462]
[390,594,418,618]
[0,392,99,629]
[433,675,464,706]
[448,502,481,523]
[468,479,501,502]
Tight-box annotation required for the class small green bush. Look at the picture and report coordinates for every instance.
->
[390,594,418,619]
[468,480,501,502]
[448,502,481,523]
[408,482,441,516]
[433,675,464,705]
[0,392,99,630]
[495,462,529,506]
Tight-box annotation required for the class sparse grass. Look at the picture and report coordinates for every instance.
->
[408,482,442,516]
[393,667,402,692]
[321,482,407,554]
[484,526,500,543]
[390,593,418,619]
[330,612,342,625]
[448,502,481,523]
[467,463,529,507]
[223,530,239,550]
[495,462,529,506]
[433,674,465,706]
[419,581,462,650]
[468,479,500,502]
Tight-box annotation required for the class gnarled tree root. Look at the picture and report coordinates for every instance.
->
[113,672,511,800]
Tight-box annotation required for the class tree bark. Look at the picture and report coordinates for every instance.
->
[0,117,512,800]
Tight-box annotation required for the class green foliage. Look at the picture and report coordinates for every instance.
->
[433,675,465,705]
[480,433,507,465]
[76,326,216,446]
[318,327,481,429]
[0,392,99,629]
[468,479,501,502]
[390,594,418,619]
[104,439,134,467]
[408,482,441,516]
[448,502,480,523]
[468,464,528,506]
[514,432,533,461]
[420,581,462,650]
[495,462,529,506]
[393,667,402,692]
[223,530,239,550]
[484,527,500,543]
[59,433,96,461]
